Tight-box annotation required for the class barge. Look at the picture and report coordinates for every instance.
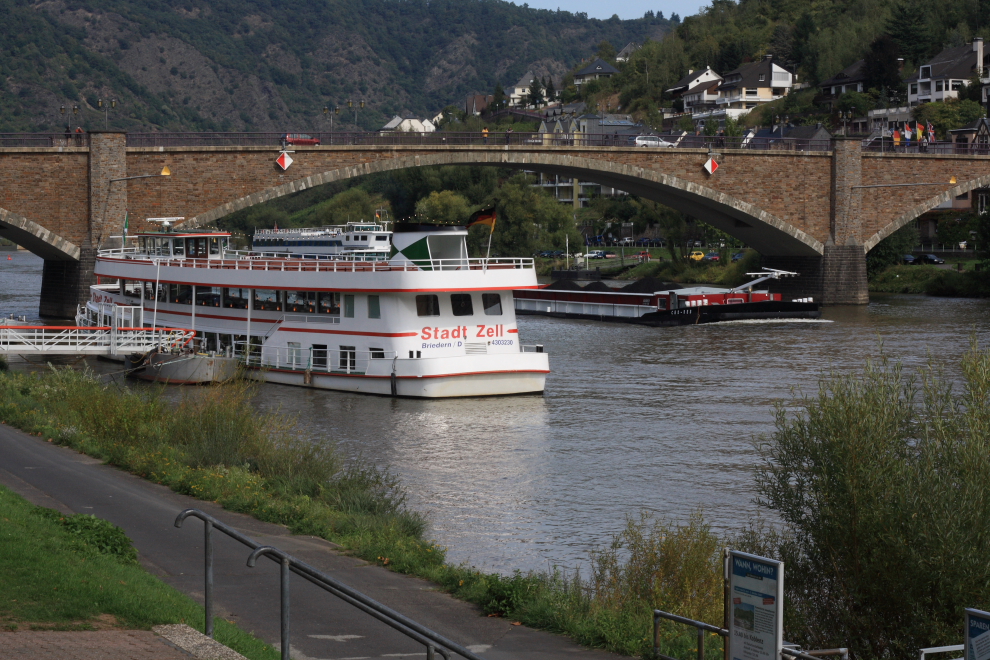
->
[514,271,821,326]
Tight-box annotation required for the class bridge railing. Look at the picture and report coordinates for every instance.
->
[861,138,990,155]
[123,131,833,151]
[0,326,195,355]
[0,133,90,148]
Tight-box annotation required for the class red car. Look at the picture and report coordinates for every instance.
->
[280,133,320,146]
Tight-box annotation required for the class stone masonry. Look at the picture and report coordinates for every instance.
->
[2,136,990,314]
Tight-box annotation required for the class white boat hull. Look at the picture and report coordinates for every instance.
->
[254,369,546,397]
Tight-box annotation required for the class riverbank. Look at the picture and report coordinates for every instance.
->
[869,264,990,296]
[0,483,276,658]
[0,368,719,658]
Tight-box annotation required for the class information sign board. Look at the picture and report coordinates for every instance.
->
[727,550,783,660]
[966,609,990,660]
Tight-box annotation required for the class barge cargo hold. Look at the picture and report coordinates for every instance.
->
[513,271,821,326]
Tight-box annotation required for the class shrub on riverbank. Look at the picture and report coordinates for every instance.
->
[619,250,760,287]
[869,265,990,296]
[755,341,990,659]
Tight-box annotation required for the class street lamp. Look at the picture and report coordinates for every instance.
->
[323,105,340,143]
[347,99,364,127]
[98,98,117,130]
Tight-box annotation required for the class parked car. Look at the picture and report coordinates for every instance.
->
[537,250,555,258]
[618,237,635,245]
[586,250,606,259]
[902,254,918,265]
[919,253,945,264]
[631,135,676,148]
[603,251,617,258]
[689,250,706,261]
[281,133,320,146]
[703,252,721,262]
[731,251,747,262]
[633,251,652,261]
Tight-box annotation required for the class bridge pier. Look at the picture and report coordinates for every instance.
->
[38,131,126,319]
[763,245,868,306]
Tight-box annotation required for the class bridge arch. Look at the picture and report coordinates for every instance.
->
[184,152,824,257]
[0,207,80,261]
[864,173,990,252]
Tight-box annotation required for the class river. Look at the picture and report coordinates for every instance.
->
[2,249,989,573]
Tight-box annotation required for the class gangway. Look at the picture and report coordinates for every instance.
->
[0,324,196,356]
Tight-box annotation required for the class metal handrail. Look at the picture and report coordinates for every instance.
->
[653,609,727,660]
[918,645,963,660]
[652,610,847,660]
[95,253,535,272]
[174,508,488,660]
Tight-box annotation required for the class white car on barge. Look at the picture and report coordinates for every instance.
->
[80,221,549,398]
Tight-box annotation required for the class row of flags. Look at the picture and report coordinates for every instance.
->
[886,121,936,144]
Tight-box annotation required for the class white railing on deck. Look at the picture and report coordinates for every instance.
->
[94,253,534,272]
[243,345,396,375]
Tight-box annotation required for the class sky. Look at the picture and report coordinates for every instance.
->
[513,0,709,21]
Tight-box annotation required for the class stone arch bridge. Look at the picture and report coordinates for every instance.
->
[0,131,985,317]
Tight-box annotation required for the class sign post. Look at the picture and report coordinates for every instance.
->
[966,609,990,660]
[726,550,783,660]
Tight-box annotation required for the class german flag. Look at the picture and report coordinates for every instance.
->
[467,207,497,233]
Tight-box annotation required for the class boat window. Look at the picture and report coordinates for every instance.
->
[196,286,221,307]
[253,289,282,311]
[144,281,155,299]
[288,342,303,368]
[312,344,328,369]
[482,293,502,316]
[139,237,147,252]
[317,291,340,315]
[367,295,381,319]
[121,280,142,298]
[339,345,356,370]
[416,295,440,317]
[223,288,250,310]
[172,239,184,256]
[370,347,385,359]
[209,237,220,255]
[344,294,355,318]
[376,235,388,241]
[286,291,316,313]
[169,284,192,304]
[451,294,473,316]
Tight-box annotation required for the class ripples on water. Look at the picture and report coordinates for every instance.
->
[2,251,989,573]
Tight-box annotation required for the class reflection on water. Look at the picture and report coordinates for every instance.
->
[3,252,989,573]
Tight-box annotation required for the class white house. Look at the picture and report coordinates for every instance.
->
[381,115,435,132]
[508,71,535,107]
[906,38,989,106]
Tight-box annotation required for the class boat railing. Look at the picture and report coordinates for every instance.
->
[282,314,341,324]
[96,252,535,272]
[244,344,396,375]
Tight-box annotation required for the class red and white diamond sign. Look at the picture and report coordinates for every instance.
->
[703,157,719,175]
[276,151,293,170]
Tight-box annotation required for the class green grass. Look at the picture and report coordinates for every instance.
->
[0,484,277,658]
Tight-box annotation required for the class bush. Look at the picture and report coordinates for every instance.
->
[755,340,990,659]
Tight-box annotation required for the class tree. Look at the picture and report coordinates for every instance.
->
[492,83,505,111]
[836,91,874,117]
[769,24,796,72]
[527,77,545,108]
[913,98,986,139]
[887,1,936,67]
[677,114,695,132]
[864,35,904,95]
[545,76,556,101]
[866,223,918,276]
[596,40,617,60]
[791,12,817,74]
[414,190,471,224]
[977,209,990,269]
[723,115,743,137]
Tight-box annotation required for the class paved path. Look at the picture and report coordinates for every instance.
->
[0,424,616,660]
[0,631,192,659]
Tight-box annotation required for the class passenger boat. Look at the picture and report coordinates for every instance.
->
[513,271,821,326]
[78,220,549,397]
